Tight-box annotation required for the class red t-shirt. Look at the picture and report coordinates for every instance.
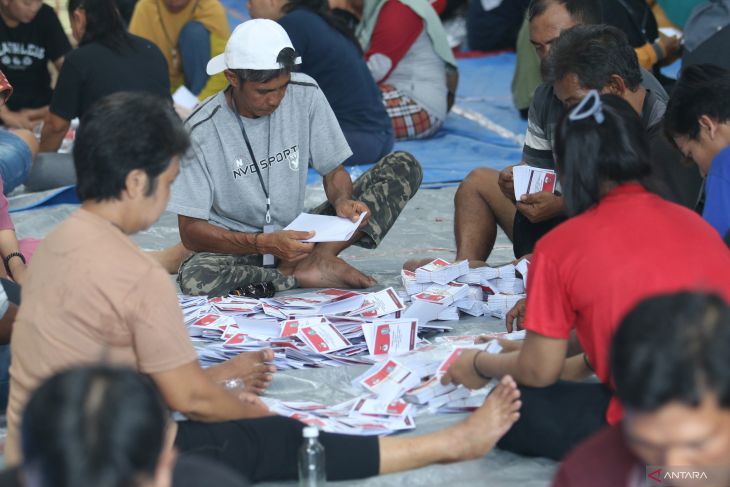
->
[523,184,730,424]
[552,425,642,487]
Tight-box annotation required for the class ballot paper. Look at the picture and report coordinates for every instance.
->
[515,258,530,288]
[401,269,430,295]
[284,212,367,242]
[415,259,469,285]
[172,85,199,110]
[484,293,526,319]
[659,26,682,40]
[355,287,405,318]
[297,321,352,354]
[351,396,414,418]
[513,165,557,201]
[362,319,418,356]
[354,359,421,403]
[404,376,457,404]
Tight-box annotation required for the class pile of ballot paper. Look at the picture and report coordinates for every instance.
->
[179,287,454,370]
[401,258,530,322]
[263,330,526,435]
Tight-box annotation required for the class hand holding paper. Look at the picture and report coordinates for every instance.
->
[284,212,368,243]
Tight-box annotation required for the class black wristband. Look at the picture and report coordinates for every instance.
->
[472,351,492,381]
[3,252,25,279]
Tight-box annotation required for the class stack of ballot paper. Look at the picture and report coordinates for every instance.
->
[284,212,367,242]
[513,165,557,201]
[415,259,469,285]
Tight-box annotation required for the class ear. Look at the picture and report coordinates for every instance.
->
[224,69,239,88]
[698,115,719,139]
[603,75,627,97]
[124,169,148,200]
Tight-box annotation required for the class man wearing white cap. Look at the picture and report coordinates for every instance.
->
[168,19,423,296]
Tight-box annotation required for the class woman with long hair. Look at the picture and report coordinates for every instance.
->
[442,92,730,461]
[38,0,170,153]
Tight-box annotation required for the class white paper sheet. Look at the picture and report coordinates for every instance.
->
[284,212,367,242]
[172,85,199,110]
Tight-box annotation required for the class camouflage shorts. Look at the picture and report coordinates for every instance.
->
[178,151,423,297]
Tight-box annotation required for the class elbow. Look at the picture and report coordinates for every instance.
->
[517,363,561,388]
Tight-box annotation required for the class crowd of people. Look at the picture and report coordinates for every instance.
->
[0,0,726,485]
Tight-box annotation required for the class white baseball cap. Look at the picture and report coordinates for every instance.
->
[206,19,302,75]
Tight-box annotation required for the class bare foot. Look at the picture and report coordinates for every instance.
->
[446,375,521,462]
[148,242,193,274]
[402,258,434,272]
[293,253,376,289]
[225,349,276,395]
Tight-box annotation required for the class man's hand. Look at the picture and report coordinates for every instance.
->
[516,191,564,223]
[657,32,682,66]
[257,230,315,262]
[334,198,370,228]
[498,165,516,202]
[440,349,491,390]
[505,298,526,333]
[1,109,35,130]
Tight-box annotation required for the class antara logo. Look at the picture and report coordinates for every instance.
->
[648,468,709,483]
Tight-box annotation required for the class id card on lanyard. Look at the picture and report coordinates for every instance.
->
[231,95,275,267]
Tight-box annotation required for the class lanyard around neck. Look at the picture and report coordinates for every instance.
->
[231,94,271,224]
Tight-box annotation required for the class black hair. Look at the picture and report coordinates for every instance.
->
[233,47,299,84]
[554,94,652,215]
[73,92,189,202]
[544,24,642,91]
[527,0,602,24]
[665,64,730,141]
[282,0,362,53]
[611,292,730,412]
[68,0,131,52]
[21,366,169,487]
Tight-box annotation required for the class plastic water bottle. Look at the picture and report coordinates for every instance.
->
[298,426,326,486]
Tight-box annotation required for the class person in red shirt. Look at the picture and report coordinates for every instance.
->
[441,92,730,460]
[554,291,730,487]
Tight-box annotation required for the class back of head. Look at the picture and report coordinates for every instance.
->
[68,0,130,51]
[282,0,361,52]
[543,24,642,92]
[554,93,652,215]
[21,366,169,487]
[611,292,730,412]
[527,0,602,24]
[665,64,730,141]
[73,92,189,202]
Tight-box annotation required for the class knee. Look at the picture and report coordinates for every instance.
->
[179,20,209,43]
[387,150,423,194]
[457,167,498,196]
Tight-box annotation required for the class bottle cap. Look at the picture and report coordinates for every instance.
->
[303,426,319,438]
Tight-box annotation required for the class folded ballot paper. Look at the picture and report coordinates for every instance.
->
[284,212,367,242]
[415,259,469,285]
[513,165,557,201]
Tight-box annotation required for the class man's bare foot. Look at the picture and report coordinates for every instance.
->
[225,349,276,395]
[148,242,193,274]
[293,253,376,289]
[402,258,434,272]
[446,375,521,462]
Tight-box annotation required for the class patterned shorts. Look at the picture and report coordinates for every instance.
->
[380,84,442,141]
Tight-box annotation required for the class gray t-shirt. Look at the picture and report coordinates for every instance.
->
[168,73,352,233]
[523,68,668,168]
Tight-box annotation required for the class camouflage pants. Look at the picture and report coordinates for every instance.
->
[178,151,423,297]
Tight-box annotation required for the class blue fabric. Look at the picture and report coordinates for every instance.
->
[278,9,392,136]
[342,128,394,166]
[179,20,212,96]
[0,344,9,413]
[704,146,730,239]
[0,130,32,193]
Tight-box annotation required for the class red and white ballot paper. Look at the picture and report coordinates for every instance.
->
[513,165,557,201]
[361,319,419,356]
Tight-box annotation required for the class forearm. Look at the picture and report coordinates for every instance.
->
[183,380,268,421]
[0,230,24,279]
[476,350,560,387]
[39,114,69,152]
[178,216,258,254]
[323,167,353,206]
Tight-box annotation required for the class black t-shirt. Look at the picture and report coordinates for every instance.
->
[278,8,393,135]
[50,34,170,121]
[0,4,71,110]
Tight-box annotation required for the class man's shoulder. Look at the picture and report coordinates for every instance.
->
[554,425,637,487]
[185,92,227,135]
[529,83,561,126]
